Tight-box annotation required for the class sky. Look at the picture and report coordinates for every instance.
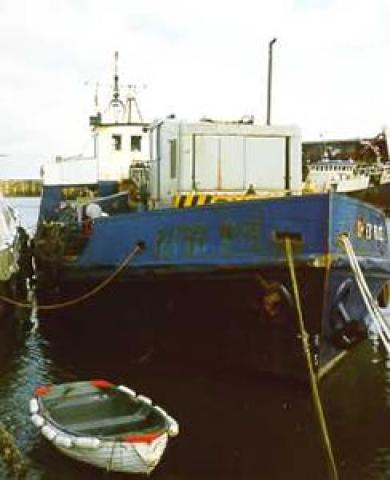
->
[0,0,389,178]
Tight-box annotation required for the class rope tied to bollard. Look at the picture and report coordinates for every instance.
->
[284,237,339,480]
[0,242,144,311]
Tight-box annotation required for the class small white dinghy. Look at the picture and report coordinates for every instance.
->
[30,379,179,474]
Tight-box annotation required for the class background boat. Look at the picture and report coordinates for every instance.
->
[303,130,390,212]
[0,196,31,370]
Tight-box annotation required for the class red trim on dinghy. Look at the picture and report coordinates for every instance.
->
[34,385,53,396]
[121,432,162,444]
[90,379,114,389]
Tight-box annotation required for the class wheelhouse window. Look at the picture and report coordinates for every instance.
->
[131,135,142,152]
[169,139,177,179]
[112,134,122,151]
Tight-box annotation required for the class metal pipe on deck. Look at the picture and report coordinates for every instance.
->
[266,38,277,126]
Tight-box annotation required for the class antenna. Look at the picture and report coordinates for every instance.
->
[126,84,145,123]
[94,82,99,111]
[109,51,125,122]
[113,51,120,102]
[88,52,146,123]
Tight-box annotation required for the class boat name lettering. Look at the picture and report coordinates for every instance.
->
[155,219,261,259]
[355,216,385,241]
[155,224,208,259]
[219,220,261,254]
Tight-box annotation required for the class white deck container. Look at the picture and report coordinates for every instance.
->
[148,120,302,203]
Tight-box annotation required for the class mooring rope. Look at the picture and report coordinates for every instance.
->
[284,237,339,480]
[0,243,142,311]
[338,233,390,354]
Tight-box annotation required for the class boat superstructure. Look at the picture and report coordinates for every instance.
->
[304,156,370,193]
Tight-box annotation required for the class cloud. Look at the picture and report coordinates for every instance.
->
[0,0,389,177]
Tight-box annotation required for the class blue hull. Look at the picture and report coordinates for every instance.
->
[36,192,390,379]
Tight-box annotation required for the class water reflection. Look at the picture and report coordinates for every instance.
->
[370,353,390,479]
[0,328,51,478]
[1,302,390,478]
[0,306,330,480]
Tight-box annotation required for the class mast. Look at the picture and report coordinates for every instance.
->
[113,51,120,103]
[109,51,125,123]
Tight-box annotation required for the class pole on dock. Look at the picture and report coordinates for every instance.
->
[266,38,277,126]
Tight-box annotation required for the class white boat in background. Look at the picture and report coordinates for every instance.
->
[303,129,390,212]
[0,194,27,297]
[304,156,370,193]
[0,194,30,362]
[305,157,390,212]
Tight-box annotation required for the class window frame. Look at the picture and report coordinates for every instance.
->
[169,139,177,179]
[112,134,122,151]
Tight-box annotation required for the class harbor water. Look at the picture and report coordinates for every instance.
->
[1,197,390,479]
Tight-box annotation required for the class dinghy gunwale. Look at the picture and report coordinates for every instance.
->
[34,380,171,441]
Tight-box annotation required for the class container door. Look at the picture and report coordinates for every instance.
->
[220,136,245,190]
[245,137,286,190]
[194,136,219,191]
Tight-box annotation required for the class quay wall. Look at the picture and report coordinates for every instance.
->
[0,180,42,197]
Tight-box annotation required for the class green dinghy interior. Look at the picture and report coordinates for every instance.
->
[35,380,169,439]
